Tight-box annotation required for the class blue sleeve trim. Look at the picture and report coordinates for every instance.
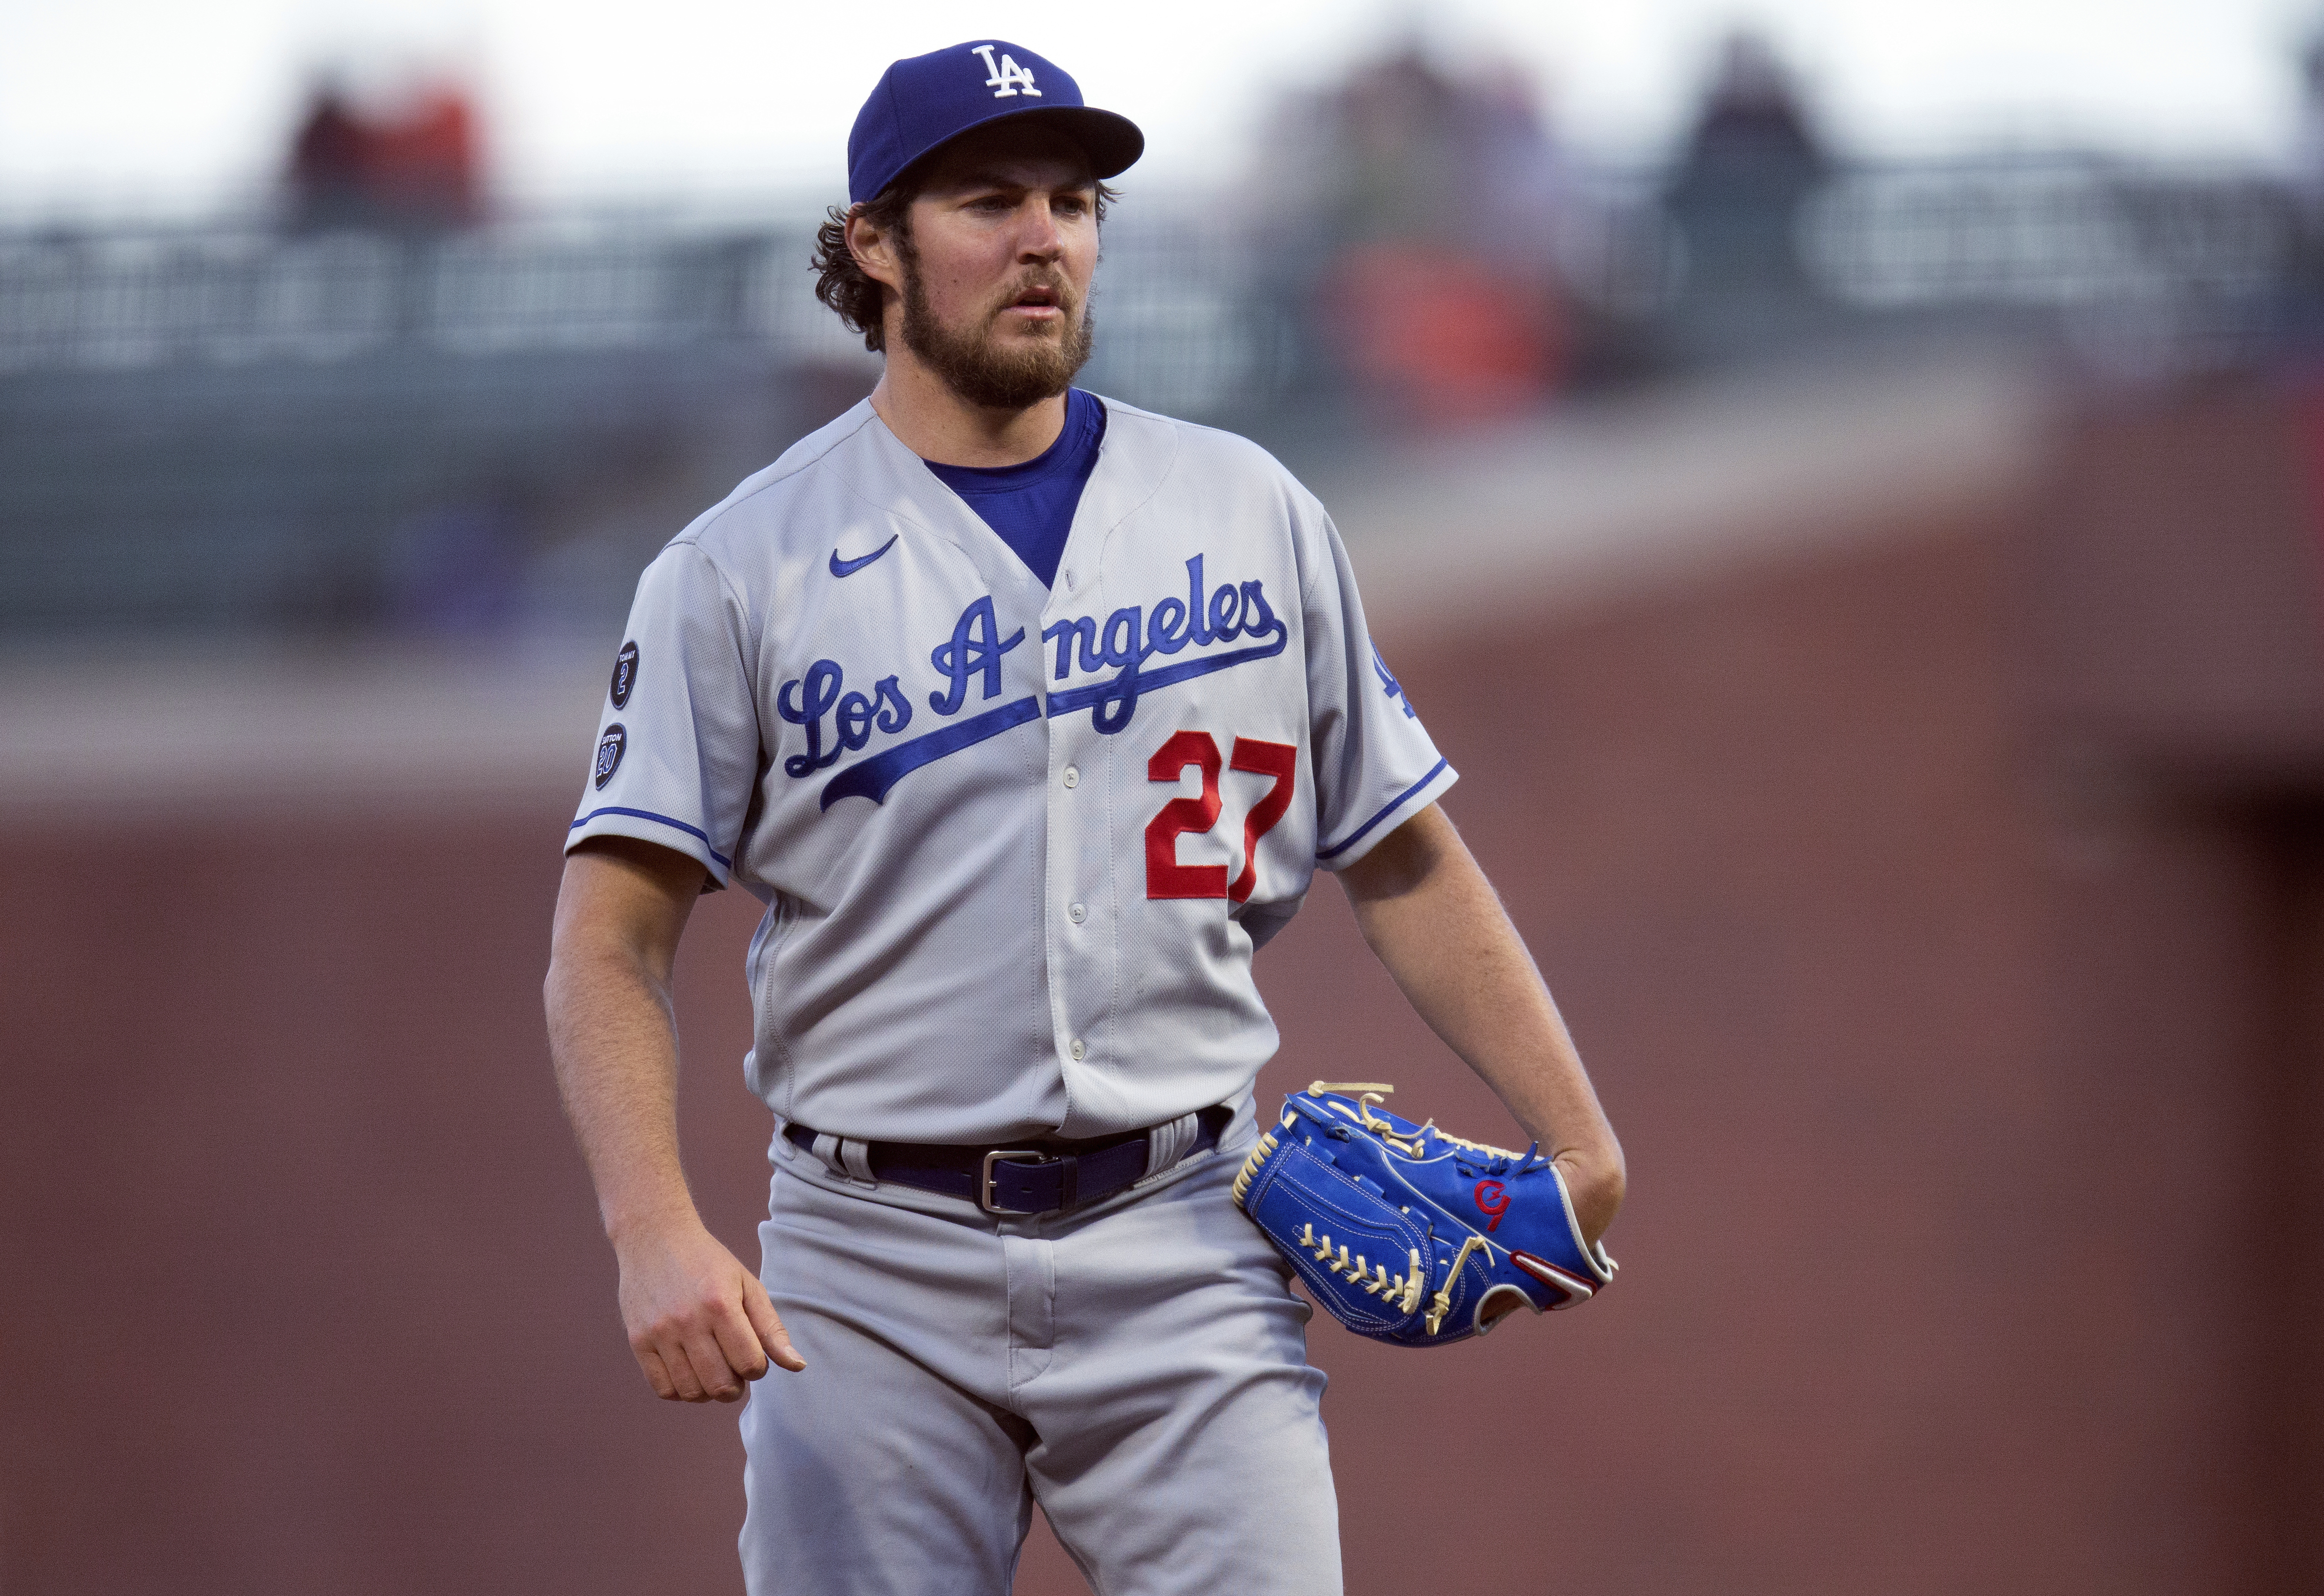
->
[569,806,734,871]
[1315,758,1451,862]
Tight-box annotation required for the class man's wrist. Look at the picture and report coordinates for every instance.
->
[1553,1150,1625,1246]
[602,1193,705,1251]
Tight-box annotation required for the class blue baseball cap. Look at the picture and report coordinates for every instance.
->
[847,40,1144,205]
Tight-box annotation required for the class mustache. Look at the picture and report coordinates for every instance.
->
[990,272,1078,318]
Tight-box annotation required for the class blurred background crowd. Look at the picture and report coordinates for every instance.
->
[2,9,2320,639]
[5,6,2324,1596]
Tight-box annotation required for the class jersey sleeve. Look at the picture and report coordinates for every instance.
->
[566,542,762,888]
[1301,506,1458,871]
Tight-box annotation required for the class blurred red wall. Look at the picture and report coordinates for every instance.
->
[4,379,2321,1595]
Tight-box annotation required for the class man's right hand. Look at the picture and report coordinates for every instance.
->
[615,1219,804,1401]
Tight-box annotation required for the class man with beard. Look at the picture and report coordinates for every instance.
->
[545,39,1623,1596]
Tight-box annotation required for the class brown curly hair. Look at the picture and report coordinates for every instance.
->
[810,180,1119,353]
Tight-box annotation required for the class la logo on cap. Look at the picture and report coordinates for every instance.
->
[970,44,1042,99]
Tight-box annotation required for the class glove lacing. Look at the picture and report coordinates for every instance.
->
[1292,1223,1427,1314]
[1426,1234,1490,1336]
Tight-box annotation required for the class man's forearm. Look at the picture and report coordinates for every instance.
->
[545,939,701,1244]
[546,842,802,1398]
[1340,807,1626,1242]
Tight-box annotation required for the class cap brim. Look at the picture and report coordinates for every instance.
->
[897,104,1145,190]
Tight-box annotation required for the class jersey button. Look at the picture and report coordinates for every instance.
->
[1062,766,1079,789]
[1070,1038,1087,1061]
[1068,902,1086,924]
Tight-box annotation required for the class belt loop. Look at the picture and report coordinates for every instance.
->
[811,1131,876,1186]
[809,1131,845,1177]
[1141,1110,1201,1179]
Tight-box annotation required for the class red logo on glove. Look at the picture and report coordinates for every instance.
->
[1474,1179,1510,1232]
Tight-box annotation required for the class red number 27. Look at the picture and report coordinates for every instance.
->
[1145,731,1297,904]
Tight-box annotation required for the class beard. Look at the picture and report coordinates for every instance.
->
[899,254,1095,411]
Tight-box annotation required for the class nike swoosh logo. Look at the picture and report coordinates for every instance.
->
[829,536,899,578]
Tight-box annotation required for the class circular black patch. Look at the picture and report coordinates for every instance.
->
[610,640,640,709]
[594,723,628,789]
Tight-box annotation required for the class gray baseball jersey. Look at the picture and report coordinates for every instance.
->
[567,395,1453,1145]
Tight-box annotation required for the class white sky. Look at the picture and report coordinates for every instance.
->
[2,0,2318,211]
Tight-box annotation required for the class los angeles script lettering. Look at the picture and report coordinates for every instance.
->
[776,556,1286,782]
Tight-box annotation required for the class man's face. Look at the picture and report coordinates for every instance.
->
[893,126,1100,409]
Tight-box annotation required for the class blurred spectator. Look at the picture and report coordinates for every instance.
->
[2278,28,2324,344]
[1320,248,1562,424]
[286,71,486,233]
[2297,29,2324,217]
[369,85,484,227]
[1277,43,1574,428]
[1331,46,1466,242]
[288,79,373,233]
[1661,30,1830,357]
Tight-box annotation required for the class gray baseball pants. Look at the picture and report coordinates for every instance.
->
[739,1121,1343,1596]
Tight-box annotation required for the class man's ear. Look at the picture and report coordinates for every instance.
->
[845,209,904,294]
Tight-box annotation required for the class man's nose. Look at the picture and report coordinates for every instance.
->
[1013,197,1064,260]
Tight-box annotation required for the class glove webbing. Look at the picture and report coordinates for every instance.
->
[1308,1081,1539,1169]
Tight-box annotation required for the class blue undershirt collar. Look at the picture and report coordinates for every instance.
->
[922,388,1107,590]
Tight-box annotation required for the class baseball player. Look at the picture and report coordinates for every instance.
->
[544,39,1623,1596]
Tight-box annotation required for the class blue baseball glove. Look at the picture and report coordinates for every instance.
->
[1232,1082,1615,1347]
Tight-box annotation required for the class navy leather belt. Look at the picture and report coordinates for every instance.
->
[783,1106,1231,1215]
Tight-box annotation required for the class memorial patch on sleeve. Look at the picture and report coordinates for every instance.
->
[611,641,639,709]
[594,724,628,789]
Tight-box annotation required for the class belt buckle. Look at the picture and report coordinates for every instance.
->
[979,1149,1055,1215]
